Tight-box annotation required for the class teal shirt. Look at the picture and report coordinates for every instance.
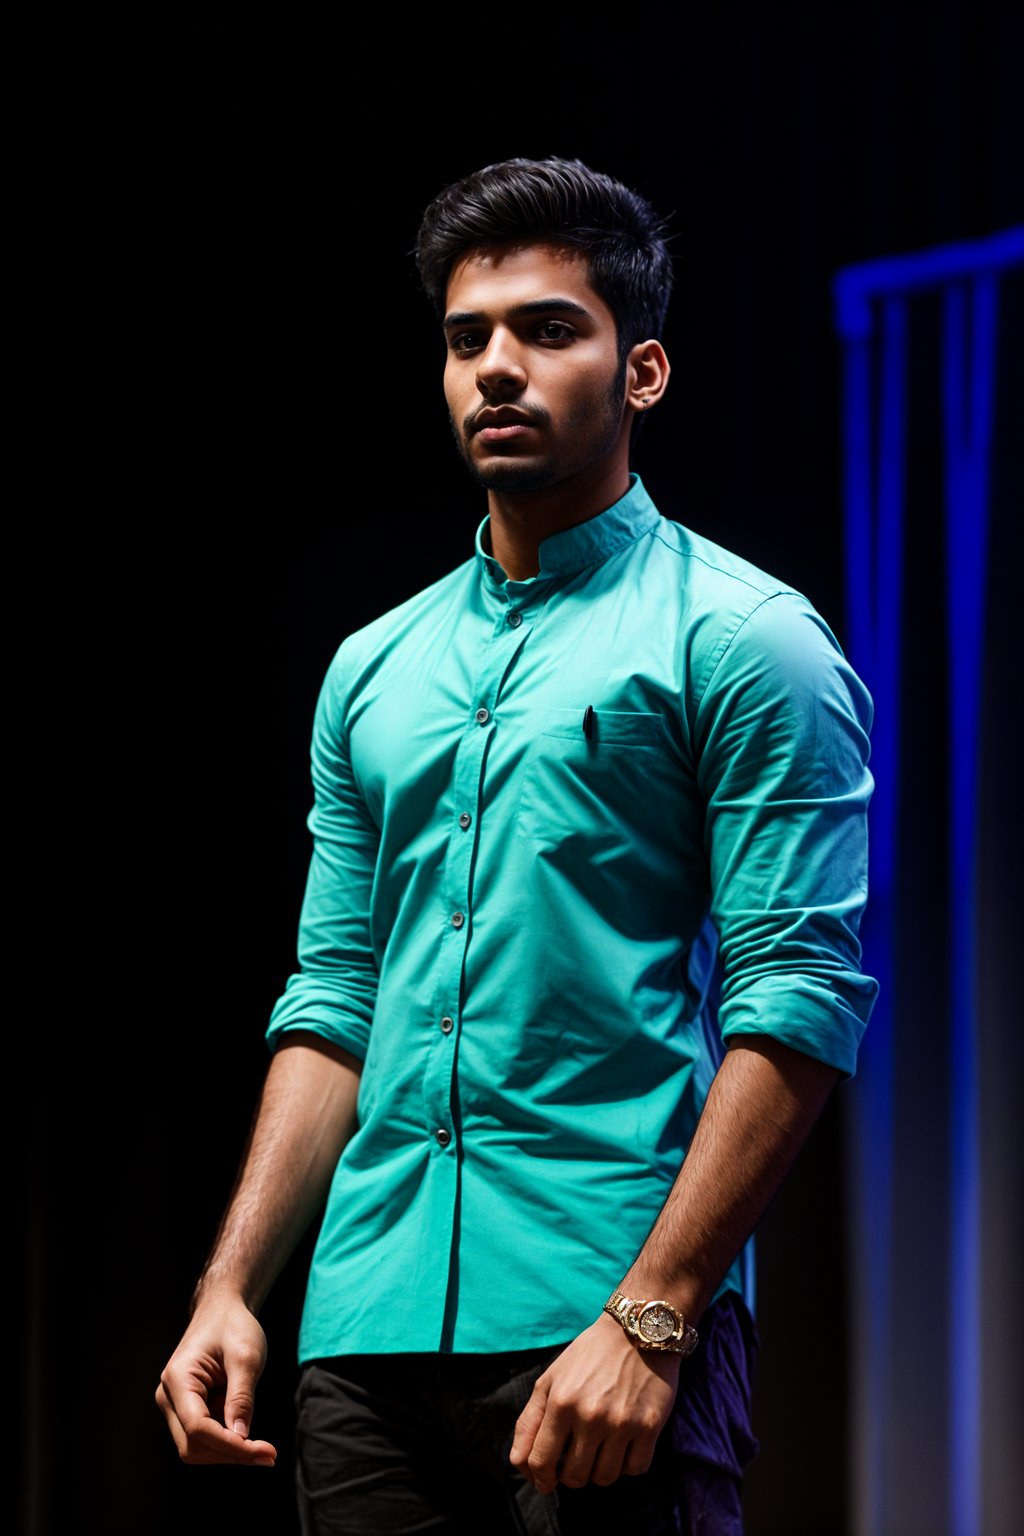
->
[267,474,877,1360]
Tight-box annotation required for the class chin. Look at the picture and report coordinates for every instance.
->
[473,467,557,493]
[465,454,559,494]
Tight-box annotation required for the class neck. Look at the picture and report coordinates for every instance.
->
[486,460,632,581]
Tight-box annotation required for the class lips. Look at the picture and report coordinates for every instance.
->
[471,407,538,436]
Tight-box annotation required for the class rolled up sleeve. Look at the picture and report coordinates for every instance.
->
[695,593,878,1077]
[266,646,380,1061]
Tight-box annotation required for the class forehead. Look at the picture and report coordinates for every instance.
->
[443,240,613,322]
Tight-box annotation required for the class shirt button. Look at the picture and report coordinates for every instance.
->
[451,911,465,928]
[475,706,490,724]
[440,1016,454,1034]
[458,812,472,830]
[507,611,522,628]
[436,1128,452,1147]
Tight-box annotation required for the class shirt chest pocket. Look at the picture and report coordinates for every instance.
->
[517,707,672,849]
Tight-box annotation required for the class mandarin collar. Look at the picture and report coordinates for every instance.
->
[474,474,662,589]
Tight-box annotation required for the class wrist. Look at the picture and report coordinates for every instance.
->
[603,1286,700,1357]
[190,1270,261,1318]
[618,1265,709,1329]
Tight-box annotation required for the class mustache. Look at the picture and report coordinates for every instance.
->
[464,402,551,436]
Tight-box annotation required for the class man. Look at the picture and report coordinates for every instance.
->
[156,156,877,1534]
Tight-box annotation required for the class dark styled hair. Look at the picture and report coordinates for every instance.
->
[413,156,674,362]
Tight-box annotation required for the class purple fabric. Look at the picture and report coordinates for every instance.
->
[669,1290,760,1479]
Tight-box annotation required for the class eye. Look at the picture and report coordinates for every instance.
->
[536,320,574,343]
[448,331,485,356]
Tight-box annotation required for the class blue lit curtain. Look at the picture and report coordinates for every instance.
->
[834,229,1024,1536]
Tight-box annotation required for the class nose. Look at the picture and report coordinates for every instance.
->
[475,327,527,399]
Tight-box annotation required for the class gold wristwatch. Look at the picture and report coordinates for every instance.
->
[603,1288,699,1356]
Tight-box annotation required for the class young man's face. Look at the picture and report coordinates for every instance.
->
[442,241,629,495]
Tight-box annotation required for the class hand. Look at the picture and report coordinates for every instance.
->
[155,1293,278,1466]
[509,1312,680,1494]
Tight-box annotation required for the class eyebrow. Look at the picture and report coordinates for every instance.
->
[442,298,594,329]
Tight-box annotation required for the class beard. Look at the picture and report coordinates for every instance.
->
[450,359,627,494]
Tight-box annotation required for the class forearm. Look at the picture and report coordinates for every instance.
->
[193,1032,362,1314]
[619,1033,841,1323]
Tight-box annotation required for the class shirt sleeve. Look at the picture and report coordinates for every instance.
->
[694,592,878,1077]
[265,645,380,1061]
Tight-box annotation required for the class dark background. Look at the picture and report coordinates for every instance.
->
[22,7,1022,1534]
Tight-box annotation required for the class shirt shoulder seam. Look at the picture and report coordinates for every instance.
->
[694,591,798,718]
[649,525,788,602]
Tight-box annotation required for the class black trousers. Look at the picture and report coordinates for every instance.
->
[294,1343,747,1535]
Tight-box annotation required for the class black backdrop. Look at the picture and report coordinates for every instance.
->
[21,8,1022,1535]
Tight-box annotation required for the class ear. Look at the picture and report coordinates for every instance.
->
[625,340,670,417]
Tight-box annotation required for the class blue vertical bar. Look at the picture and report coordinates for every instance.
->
[843,333,874,677]
[840,315,876,1536]
[873,296,906,906]
[840,294,905,1536]
[868,295,906,1536]
[840,315,877,1536]
[944,274,997,1536]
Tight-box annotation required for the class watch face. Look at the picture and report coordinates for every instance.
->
[637,1302,677,1343]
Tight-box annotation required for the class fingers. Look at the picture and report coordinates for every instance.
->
[621,1435,658,1478]
[510,1374,549,1484]
[156,1331,278,1467]
[224,1381,256,1442]
[525,1396,573,1495]
[156,1369,277,1466]
[156,1372,277,1466]
[534,1411,640,1492]
[509,1318,679,1494]
[512,1380,632,1495]
[554,1425,601,1490]
[511,1374,580,1495]
[588,1434,631,1488]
